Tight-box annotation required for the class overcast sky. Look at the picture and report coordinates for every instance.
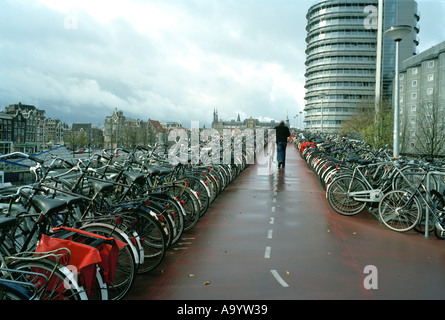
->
[0,0,444,128]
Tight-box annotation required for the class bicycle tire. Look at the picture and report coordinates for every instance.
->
[326,175,367,216]
[133,209,167,273]
[0,279,36,300]
[181,175,210,217]
[79,223,137,300]
[148,194,185,245]
[378,190,422,232]
[163,185,200,231]
[142,200,173,249]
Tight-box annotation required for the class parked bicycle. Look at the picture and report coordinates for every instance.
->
[378,165,445,235]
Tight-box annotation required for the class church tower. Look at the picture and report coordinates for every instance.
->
[213,108,218,123]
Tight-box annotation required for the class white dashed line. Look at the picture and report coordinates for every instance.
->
[270,270,289,288]
[265,176,290,287]
[264,246,271,259]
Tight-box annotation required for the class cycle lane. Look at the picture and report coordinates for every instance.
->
[126,144,445,300]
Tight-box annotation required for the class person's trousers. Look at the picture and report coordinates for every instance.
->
[277,142,287,166]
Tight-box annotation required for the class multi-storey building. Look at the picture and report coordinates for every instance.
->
[0,113,13,154]
[3,103,45,153]
[375,0,420,104]
[398,40,445,155]
[104,109,126,150]
[304,0,420,133]
[103,109,166,150]
[44,118,68,145]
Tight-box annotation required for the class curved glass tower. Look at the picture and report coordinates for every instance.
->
[304,0,419,133]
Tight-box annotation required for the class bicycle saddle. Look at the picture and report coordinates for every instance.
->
[143,165,161,175]
[88,180,114,194]
[122,171,145,185]
[31,195,67,216]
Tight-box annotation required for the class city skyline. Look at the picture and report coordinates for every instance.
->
[0,0,444,129]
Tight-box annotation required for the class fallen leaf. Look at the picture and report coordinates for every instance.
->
[204,281,211,285]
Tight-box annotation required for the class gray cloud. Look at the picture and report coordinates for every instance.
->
[0,0,442,128]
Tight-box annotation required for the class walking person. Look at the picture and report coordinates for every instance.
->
[274,120,290,168]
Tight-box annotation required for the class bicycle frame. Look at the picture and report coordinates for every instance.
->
[340,160,426,204]
[329,161,393,203]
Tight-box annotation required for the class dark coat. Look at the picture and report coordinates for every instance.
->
[274,123,290,143]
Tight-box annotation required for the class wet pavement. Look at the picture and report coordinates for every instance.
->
[126,143,445,300]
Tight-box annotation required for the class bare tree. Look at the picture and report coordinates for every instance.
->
[412,97,445,159]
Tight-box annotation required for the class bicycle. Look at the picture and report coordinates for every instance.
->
[0,216,88,300]
[39,154,169,276]
[325,151,429,216]
[378,168,445,235]
[0,154,139,300]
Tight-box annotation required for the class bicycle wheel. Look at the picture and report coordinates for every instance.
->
[134,209,167,273]
[181,175,210,217]
[326,175,367,216]
[148,193,185,245]
[378,190,422,232]
[164,185,200,231]
[79,223,137,300]
[142,200,173,249]
[8,259,88,300]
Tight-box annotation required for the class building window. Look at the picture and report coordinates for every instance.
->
[412,68,418,75]
[412,80,417,87]
[400,84,404,92]
[411,93,417,99]
[399,74,405,80]
[427,88,433,95]
[428,74,434,81]
[411,105,416,112]
[428,61,434,68]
